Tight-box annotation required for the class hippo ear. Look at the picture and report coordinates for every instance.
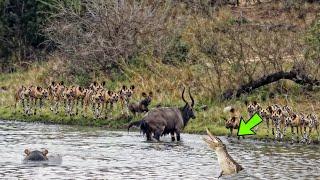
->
[24,149,30,155]
[42,149,48,156]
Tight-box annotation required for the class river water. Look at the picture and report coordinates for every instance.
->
[0,120,319,179]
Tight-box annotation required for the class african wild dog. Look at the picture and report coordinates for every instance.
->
[224,106,243,139]
[72,86,86,115]
[62,86,76,115]
[82,88,94,117]
[100,90,120,118]
[89,81,105,92]
[284,113,303,143]
[302,113,319,143]
[50,81,65,114]
[90,89,105,118]
[128,91,153,116]
[14,86,31,114]
[28,85,48,115]
[119,85,135,115]
[270,108,287,141]
[245,100,262,118]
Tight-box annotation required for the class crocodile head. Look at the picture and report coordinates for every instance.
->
[203,128,226,151]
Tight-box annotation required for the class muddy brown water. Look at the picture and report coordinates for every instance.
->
[0,120,319,179]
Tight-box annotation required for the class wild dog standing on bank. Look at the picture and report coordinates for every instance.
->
[224,106,242,139]
[303,113,319,143]
[128,91,153,116]
[50,81,65,114]
[28,85,48,115]
[119,85,135,115]
[14,86,31,114]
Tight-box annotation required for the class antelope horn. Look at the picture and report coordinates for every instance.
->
[189,87,194,107]
[181,87,187,104]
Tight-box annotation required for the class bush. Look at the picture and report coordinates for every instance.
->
[163,35,190,64]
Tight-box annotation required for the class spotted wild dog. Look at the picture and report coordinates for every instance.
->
[128,91,153,116]
[224,106,242,139]
[72,86,86,115]
[100,90,119,118]
[62,86,76,115]
[303,113,319,143]
[50,81,65,114]
[28,85,48,115]
[245,100,262,118]
[82,89,94,117]
[259,107,272,136]
[284,113,303,143]
[119,85,135,115]
[271,108,286,141]
[91,89,105,119]
[14,85,31,114]
[89,81,105,92]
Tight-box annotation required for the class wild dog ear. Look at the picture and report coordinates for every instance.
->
[253,101,257,105]
[130,85,135,90]
[102,81,106,86]
[93,81,97,86]
[59,81,64,86]
[149,91,153,97]
[244,100,249,106]
[141,92,147,97]
[79,86,83,91]
[24,149,30,155]
[37,86,42,91]
[51,81,56,86]
[122,85,127,90]
[108,90,113,96]
[42,149,48,156]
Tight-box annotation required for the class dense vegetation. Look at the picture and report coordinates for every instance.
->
[0,0,320,141]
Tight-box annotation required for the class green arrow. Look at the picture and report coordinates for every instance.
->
[237,113,263,136]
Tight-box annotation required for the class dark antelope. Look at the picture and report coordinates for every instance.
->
[128,87,195,141]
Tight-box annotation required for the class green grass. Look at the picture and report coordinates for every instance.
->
[0,62,319,143]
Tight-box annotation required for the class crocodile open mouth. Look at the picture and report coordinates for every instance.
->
[203,128,224,149]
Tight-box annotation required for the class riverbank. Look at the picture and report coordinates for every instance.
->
[1,103,319,144]
[1,62,320,143]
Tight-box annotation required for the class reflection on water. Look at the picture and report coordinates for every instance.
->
[0,120,319,179]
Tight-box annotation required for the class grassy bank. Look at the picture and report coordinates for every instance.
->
[0,62,319,143]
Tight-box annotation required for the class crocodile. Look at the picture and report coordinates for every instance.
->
[203,129,243,178]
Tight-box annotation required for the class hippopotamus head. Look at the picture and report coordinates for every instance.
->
[24,149,49,161]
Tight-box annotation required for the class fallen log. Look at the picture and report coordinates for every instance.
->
[222,68,320,100]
